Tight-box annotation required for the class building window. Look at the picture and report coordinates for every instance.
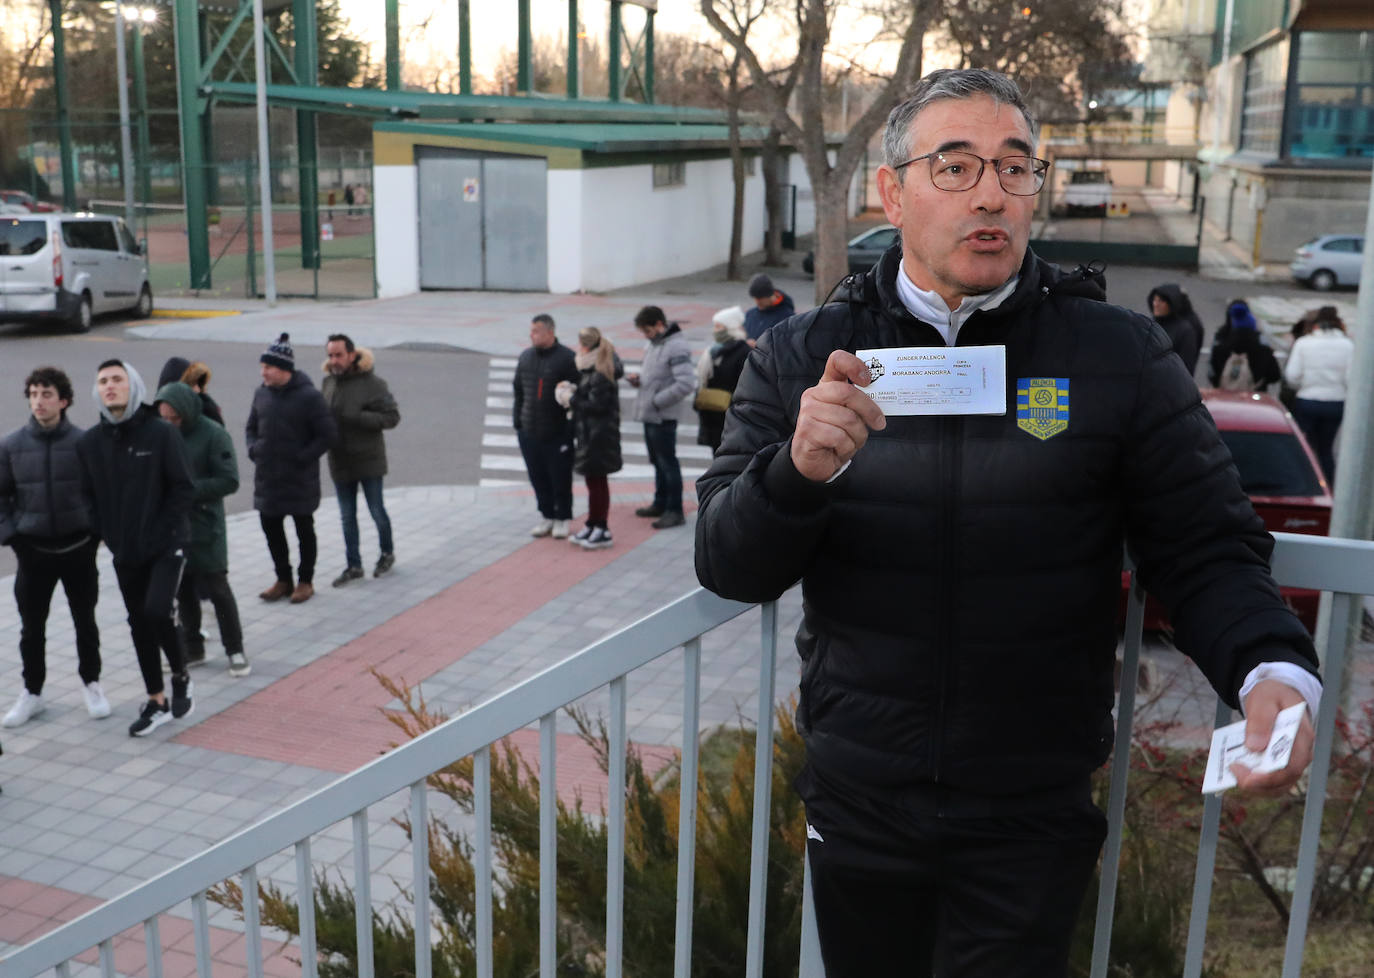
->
[653,162,685,188]
[1240,39,1288,157]
[1288,31,1374,161]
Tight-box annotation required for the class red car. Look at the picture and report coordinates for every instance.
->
[0,189,59,213]
[1122,390,1331,634]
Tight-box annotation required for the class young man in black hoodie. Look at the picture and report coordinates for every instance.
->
[77,360,195,737]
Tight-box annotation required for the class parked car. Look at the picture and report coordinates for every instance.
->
[0,213,152,332]
[0,189,59,213]
[1062,170,1112,216]
[1121,390,1330,635]
[802,224,899,276]
[1290,233,1364,291]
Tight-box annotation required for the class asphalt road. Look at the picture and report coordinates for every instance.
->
[0,316,490,577]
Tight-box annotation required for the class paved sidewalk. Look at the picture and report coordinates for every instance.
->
[0,478,805,977]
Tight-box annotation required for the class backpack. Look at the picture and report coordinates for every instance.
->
[1220,351,1255,392]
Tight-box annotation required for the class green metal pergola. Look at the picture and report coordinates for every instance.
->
[44,0,665,291]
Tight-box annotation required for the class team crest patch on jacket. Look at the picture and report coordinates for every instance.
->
[1016,378,1069,441]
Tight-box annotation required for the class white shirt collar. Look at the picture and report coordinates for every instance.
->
[895,259,1020,346]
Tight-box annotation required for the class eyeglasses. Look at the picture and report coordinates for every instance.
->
[894,151,1050,196]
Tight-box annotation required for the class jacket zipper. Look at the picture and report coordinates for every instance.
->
[931,415,961,784]
[45,435,56,538]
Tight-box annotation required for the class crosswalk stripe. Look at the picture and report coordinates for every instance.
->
[481,454,706,481]
[482,431,715,460]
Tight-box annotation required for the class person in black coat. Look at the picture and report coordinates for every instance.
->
[559,327,623,550]
[77,359,196,736]
[1147,283,1204,378]
[695,311,752,451]
[245,334,337,604]
[513,314,580,539]
[1208,300,1281,391]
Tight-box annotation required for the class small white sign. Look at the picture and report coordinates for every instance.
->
[855,344,1007,416]
[320,222,334,241]
[463,178,480,203]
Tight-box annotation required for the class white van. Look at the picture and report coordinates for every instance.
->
[0,213,152,332]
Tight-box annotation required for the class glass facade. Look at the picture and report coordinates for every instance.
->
[1240,39,1288,157]
[1287,31,1374,161]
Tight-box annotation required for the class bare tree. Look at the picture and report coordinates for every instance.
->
[703,0,935,302]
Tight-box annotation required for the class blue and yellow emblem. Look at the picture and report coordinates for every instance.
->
[1016,378,1070,441]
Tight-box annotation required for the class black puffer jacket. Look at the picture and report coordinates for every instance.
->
[76,404,192,566]
[0,416,92,546]
[245,371,337,516]
[514,342,579,441]
[1147,283,1204,376]
[571,364,623,477]
[696,245,1318,801]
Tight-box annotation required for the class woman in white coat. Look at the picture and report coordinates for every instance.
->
[1283,307,1353,483]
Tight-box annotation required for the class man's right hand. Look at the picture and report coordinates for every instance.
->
[791,350,886,482]
[626,373,641,388]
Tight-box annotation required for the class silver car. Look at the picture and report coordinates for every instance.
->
[1290,234,1364,291]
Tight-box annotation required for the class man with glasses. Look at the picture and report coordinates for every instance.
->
[696,68,1319,977]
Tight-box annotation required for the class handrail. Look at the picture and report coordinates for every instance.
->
[6,532,1374,978]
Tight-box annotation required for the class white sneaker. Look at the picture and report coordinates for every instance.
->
[551,519,570,539]
[83,681,111,719]
[530,519,554,537]
[3,690,45,727]
[227,652,252,678]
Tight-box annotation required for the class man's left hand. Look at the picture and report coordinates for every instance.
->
[1233,679,1315,796]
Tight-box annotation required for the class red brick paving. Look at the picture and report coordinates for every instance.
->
[175,500,690,774]
[0,876,300,977]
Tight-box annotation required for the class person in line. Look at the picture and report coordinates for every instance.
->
[1146,283,1204,377]
[246,334,337,605]
[157,357,226,427]
[1284,307,1352,484]
[744,273,796,343]
[0,367,106,727]
[154,381,249,678]
[694,307,752,452]
[322,334,401,585]
[695,68,1319,978]
[513,314,580,539]
[627,306,696,529]
[559,326,623,550]
[1207,300,1281,393]
[77,360,195,737]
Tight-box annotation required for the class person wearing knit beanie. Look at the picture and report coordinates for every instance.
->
[247,334,338,605]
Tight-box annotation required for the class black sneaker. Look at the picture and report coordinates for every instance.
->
[578,527,614,550]
[129,699,171,737]
[332,566,365,587]
[634,504,665,518]
[373,553,395,578]
[183,643,207,668]
[170,673,194,720]
[651,511,686,529]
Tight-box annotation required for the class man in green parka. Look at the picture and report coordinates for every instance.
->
[155,382,250,677]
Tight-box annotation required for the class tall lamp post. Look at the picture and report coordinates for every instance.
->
[114,0,136,227]
[132,7,156,226]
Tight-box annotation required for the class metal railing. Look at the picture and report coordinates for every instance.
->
[3,532,1372,978]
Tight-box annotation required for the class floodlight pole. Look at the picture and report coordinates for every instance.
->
[114,0,137,228]
[48,0,76,209]
[252,0,276,305]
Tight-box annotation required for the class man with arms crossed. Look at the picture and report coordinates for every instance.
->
[695,68,1320,977]
[0,367,106,726]
[78,360,195,737]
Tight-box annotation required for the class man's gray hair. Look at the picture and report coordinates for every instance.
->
[883,69,1038,180]
[531,313,555,332]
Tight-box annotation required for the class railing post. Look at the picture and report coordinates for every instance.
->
[191,892,212,977]
[606,676,629,978]
[1282,591,1354,978]
[745,602,779,978]
[352,810,375,978]
[799,850,825,977]
[243,865,264,978]
[142,917,162,978]
[475,747,494,978]
[540,712,558,978]
[673,639,702,978]
[1089,574,1147,978]
[296,839,318,978]
[1183,698,1235,978]
[411,782,431,978]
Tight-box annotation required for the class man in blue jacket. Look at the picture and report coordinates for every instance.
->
[0,367,105,727]
[743,274,796,343]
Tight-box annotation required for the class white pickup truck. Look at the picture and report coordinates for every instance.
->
[1063,170,1112,216]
